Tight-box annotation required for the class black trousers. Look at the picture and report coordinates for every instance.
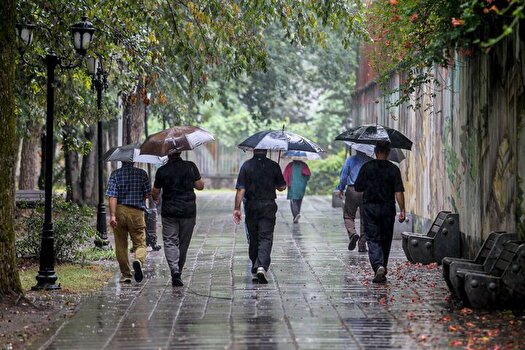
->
[361,203,396,272]
[245,200,278,272]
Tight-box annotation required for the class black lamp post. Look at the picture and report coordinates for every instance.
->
[17,17,96,290]
[87,56,109,248]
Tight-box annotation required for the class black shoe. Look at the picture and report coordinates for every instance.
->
[133,260,143,283]
[172,273,183,287]
[348,234,359,251]
[256,267,268,284]
[152,245,162,251]
[372,266,386,283]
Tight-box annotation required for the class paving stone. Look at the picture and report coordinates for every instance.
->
[28,193,521,350]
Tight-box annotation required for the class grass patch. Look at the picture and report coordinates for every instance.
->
[81,247,116,261]
[19,263,114,293]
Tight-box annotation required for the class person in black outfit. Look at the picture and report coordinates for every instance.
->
[233,149,287,284]
[354,141,406,283]
[152,152,204,286]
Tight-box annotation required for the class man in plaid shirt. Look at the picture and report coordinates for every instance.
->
[106,162,151,283]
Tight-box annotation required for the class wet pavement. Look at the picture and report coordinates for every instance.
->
[30,193,524,349]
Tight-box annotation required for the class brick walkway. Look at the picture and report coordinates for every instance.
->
[29,193,523,349]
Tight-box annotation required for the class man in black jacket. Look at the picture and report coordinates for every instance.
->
[233,149,287,284]
[152,152,204,287]
[355,141,406,283]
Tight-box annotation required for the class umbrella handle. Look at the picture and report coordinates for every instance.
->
[277,150,281,164]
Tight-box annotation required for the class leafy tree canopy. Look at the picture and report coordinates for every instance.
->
[16,0,364,145]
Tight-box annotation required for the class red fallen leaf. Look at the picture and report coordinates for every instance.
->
[460,307,473,315]
[494,345,501,350]
[486,329,500,337]
[465,322,476,328]
[448,325,459,332]
[440,316,451,323]
[379,297,387,305]
[390,297,395,302]
[418,335,428,342]
[449,339,463,347]
[407,312,415,320]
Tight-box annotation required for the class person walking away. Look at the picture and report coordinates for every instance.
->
[337,150,372,252]
[233,149,287,284]
[152,151,204,287]
[106,161,151,283]
[283,159,311,223]
[354,141,406,283]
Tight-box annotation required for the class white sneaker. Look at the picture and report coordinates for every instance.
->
[256,267,268,284]
[293,214,301,223]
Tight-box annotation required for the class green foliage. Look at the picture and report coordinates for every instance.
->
[364,0,524,108]
[16,197,97,262]
[306,150,345,195]
[81,247,116,262]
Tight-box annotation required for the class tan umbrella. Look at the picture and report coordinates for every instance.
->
[139,126,215,156]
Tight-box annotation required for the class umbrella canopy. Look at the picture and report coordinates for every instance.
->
[335,124,412,150]
[282,150,323,160]
[344,141,406,163]
[140,126,215,156]
[104,144,167,164]
[238,130,324,153]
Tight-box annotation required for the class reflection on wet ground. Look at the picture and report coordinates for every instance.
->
[30,194,523,349]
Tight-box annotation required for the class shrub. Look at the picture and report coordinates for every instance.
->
[16,196,97,262]
[306,150,345,195]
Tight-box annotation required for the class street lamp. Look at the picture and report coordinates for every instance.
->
[86,55,110,248]
[17,16,96,290]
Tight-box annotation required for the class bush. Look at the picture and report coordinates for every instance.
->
[16,196,97,262]
[306,150,345,195]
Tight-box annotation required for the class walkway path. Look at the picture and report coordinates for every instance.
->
[29,193,522,349]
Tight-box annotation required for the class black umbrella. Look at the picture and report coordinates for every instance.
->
[335,124,413,151]
[238,130,324,153]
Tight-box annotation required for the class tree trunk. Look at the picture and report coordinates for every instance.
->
[0,0,23,296]
[19,122,42,189]
[122,79,146,145]
[38,132,45,190]
[81,125,97,205]
[63,129,82,203]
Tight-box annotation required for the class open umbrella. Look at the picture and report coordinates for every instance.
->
[140,126,215,156]
[282,150,323,160]
[104,144,167,164]
[335,124,412,150]
[343,141,406,163]
[238,130,324,153]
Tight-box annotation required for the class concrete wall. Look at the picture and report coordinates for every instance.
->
[352,33,525,256]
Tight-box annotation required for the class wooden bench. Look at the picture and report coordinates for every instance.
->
[462,241,525,309]
[401,211,461,265]
[15,189,45,208]
[444,231,517,299]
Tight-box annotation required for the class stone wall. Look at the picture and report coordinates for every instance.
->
[352,33,525,256]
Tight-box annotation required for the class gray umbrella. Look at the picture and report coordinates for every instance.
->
[104,144,167,164]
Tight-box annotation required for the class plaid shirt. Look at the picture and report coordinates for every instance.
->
[105,163,151,209]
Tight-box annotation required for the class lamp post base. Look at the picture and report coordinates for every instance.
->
[95,202,110,248]
[32,273,61,290]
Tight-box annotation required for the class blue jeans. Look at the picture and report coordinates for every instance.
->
[362,203,395,272]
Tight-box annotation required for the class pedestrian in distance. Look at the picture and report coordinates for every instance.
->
[354,141,406,283]
[233,149,287,284]
[283,159,311,223]
[152,151,204,287]
[337,150,373,252]
[106,161,152,283]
